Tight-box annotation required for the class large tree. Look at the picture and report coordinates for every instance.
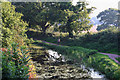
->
[59,2,94,37]
[13,2,66,33]
[97,8,119,31]
[13,2,94,37]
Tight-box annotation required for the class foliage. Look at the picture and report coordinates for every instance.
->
[1,43,30,79]
[1,2,36,79]
[97,8,119,31]
[13,2,64,33]
[13,2,95,36]
[80,27,119,54]
[26,30,58,43]
[59,2,94,37]
[1,2,28,47]
[1,42,37,79]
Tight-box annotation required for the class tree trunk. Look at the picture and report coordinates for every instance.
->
[41,23,50,34]
[42,26,46,34]
[69,31,73,38]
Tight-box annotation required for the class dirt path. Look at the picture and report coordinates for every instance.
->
[41,40,120,65]
[99,52,120,65]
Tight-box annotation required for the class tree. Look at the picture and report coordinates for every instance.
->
[1,2,28,47]
[97,8,119,31]
[59,2,94,37]
[13,2,94,37]
[14,2,93,37]
[13,2,65,34]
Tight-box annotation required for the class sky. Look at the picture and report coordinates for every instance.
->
[72,0,119,32]
[73,0,119,18]
[87,0,119,17]
[87,0,119,32]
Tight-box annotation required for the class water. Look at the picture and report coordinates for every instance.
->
[90,68,104,78]
[47,50,65,62]
[47,50,106,79]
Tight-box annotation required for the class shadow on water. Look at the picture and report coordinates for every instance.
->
[29,47,107,79]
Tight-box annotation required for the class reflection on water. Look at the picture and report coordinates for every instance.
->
[80,65,105,79]
[47,50,106,79]
[90,68,104,78]
[48,50,65,62]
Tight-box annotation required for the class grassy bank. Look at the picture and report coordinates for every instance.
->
[26,27,119,55]
[33,40,120,80]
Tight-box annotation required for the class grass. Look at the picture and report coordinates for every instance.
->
[30,45,44,49]
[104,48,119,55]
[88,53,120,79]
[116,57,120,62]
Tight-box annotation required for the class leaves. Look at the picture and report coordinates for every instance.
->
[1,43,33,78]
[1,2,28,47]
[58,2,93,37]
[13,2,94,36]
[97,8,119,31]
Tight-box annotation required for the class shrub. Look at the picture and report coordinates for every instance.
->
[1,43,30,79]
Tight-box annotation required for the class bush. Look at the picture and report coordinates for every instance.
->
[1,43,30,79]
[79,27,119,54]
